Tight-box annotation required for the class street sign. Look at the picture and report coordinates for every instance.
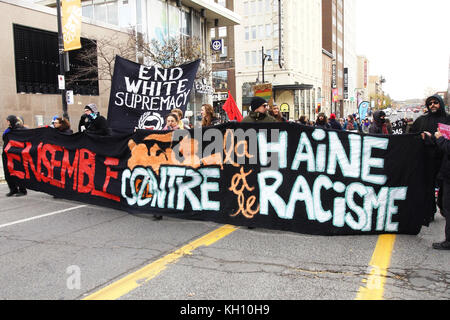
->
[66,90,74,105]
[58,75,65,90]
[211,39,224,53]
[280,103,289,113]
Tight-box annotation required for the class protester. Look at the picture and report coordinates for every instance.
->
[298,115,309,126]
[181,118,191,129]
[385,118,393,134]
[78,103,109,136]
[328,113,343,130]
[369,110,389,135]
[343,114,358,132]
[269,104,287,122]
[361,118,371,134]
[315,113,330,129]
[411,95,449,223]
[201,104,221,127]
[3,115,27,197]
[171,108,185,129]
[163,113,180,131]
[422,128,450,250]
[50,115,59,128]
[241,97,276,123]
[53,117,73,135]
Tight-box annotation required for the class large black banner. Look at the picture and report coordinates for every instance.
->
[2,123,434,236]
[107,56,200,133]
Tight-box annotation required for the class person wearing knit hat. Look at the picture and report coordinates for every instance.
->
[3,115,28,197]
[78,103,109,135]
[241,97,276,123]
[328,113,343,130]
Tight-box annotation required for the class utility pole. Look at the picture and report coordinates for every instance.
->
[56,0,69,120]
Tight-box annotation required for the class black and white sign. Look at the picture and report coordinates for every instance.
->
[211,39,224,53]
[107,55,200,133]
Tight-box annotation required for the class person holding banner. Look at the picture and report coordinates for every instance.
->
[269,104,287,122]
[3,115,28,197]
[369,110,389,135]
[422,128,450,250]
[328,113,342,130]
[171,108,185,129]
[412,95,449,223]
[163,113,180,131]
[241,97,276,123]
[201,104,221,127]
[78,104,109,136]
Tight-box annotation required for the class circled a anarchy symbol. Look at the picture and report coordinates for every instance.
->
[212,40,222,51]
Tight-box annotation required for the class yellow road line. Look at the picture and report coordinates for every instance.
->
[83,224,238,300]
[356,234,396,300]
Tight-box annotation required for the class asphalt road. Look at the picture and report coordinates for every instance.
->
[0,183,448,302]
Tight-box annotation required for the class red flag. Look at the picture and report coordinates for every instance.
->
[222,91,243,122]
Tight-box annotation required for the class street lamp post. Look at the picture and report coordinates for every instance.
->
[56,0,69,120]
[261,46,272,83]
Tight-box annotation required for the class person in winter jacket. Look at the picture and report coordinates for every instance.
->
[241,97,276,123]
[163,113,180,131]
[328,113,342,130]
[344,115,359,132]
[2,115,28,197]
[53,117,73,135]
[78,103,109,136]
[201,104,221,127]
[412,95,450,224]
[422,128,450,250]
[315,113,330,129]
[369,111,389,134]
[269,104,287,122]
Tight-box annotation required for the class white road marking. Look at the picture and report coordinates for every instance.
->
[0,205,88,229]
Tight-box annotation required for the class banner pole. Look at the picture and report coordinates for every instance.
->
[56,0,69,121]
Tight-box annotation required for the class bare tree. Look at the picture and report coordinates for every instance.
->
[67,30,210,93]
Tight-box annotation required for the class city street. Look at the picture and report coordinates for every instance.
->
[0,183,448,301]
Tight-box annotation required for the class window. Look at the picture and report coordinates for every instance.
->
[245,51,250,66]
[218,27,227,38]
[273,48,279,63]
[258,25,264,39]
[13,24,99,95]
[245,27,249,40]
[251,26,257,39]
[243,2,249,15]
[251,50,257,65]
[265,24,271,38]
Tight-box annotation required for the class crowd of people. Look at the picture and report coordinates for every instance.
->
[2,94,450,250]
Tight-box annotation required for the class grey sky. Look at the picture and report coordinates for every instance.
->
[356,0,450,101]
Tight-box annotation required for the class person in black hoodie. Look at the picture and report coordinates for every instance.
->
[412,94,449,224]
[369,110,389,135]
[78,103,109,136]
[422,127,450,250]
[328,113,343,130]
[3,115,28,197]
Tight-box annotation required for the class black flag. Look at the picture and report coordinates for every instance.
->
[107,55,200,133]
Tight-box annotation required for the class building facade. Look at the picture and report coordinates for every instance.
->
[0,0,239,134]
[356,55,369,106]
[209,0,237,121]
[234,0,323,121]
[322,0,344,118]
[342,0,356,117]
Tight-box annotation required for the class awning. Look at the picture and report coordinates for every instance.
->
[273,84,314,91]
[182,0,241,26]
